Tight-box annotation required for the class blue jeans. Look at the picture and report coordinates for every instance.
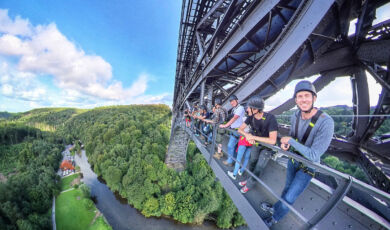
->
[226,134,239,164]
[246,149,272,188]
[233,145,252,176]
[207,132,212,143]
[272,159,313,221]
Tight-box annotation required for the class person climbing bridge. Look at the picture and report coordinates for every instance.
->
[216,94,245,161]
[201,98,227,147]
[227,95,278,181]
[192,103,202,136]
[184,108,191,127]
[261,80,334,227]
[198,105,211,142]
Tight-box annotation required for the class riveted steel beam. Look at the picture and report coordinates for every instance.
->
[225,0,336,107]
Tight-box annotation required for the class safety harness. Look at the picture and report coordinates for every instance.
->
[290,110,323,177]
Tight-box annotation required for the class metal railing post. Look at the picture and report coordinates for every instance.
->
[208,123,217,164]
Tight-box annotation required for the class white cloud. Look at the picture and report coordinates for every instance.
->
[265,74,382,111]
[0,9,32,36]
[0,9,172,112]
[1,83,12,95]
[0,61,47,102]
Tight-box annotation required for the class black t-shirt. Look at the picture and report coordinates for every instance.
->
[245,113,278,137]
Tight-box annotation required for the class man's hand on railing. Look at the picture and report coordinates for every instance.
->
[245,133,255,141]
[280,136,291,150]
[281,143,290,151]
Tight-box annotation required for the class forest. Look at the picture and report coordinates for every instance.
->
[0,122,63,230]
[0,105,244,229]
[0,104,388,229]
[57,105,245,228]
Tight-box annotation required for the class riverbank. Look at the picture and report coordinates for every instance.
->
[55,188,111,230]
[55,145,111,230]
[75,149,221,230]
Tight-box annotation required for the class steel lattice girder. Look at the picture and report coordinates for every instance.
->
[174,0,390,192]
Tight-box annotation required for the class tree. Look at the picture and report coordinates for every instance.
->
[160,192,176,216]
[79,183,91,198]
[142,197,161,217]
[105,166,123,192]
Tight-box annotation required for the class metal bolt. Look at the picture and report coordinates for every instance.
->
[332,221,336,226]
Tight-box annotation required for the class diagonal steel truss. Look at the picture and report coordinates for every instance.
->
[173,0,390,192]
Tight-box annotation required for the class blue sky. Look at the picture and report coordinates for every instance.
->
[0,2,389,113]
[0,1,181,112]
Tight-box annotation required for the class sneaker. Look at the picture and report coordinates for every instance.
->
[238,169,243,176]
[240,185,249,194]
[260,202,274,215]
[238,180,247,187]
[223,160,233,166]
[264,217,276,227]
[227,171,236,180]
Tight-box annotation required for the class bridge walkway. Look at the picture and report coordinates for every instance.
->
[175,121,390,230]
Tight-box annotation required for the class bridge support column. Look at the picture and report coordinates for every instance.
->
[165,124,190,172]
[200,81,206,106]
[207,83,213,111]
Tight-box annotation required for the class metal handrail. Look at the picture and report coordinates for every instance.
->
[224,128,390,202]
[182,121,309,223]
[180,118,390,228]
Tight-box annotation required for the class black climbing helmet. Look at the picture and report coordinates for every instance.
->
[294,80,316,98]
[229,94,238,102]
[247,96,264,111]
[214,98,222,105]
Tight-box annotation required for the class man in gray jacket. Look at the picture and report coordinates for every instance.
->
[262,80,334,227]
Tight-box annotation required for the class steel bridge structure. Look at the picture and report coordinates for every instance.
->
[167,0,390,229]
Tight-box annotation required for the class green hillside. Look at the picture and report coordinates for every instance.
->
[57,104,245,228]
[0,121,63,229]
[0,105,245,229]
[0,112,13,119]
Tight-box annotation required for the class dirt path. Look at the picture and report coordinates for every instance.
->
[60,188,75,193]
[90,210,102,226]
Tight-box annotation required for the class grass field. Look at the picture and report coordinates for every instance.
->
[90,217,112,230]
[55,189,111,230]
[60,173,80,191]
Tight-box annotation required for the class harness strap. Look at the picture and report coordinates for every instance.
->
[301,110,323,144]
[290,158,315,177]
[293,110,323,145]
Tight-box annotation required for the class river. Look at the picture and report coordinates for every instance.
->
[73,148,220,230]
